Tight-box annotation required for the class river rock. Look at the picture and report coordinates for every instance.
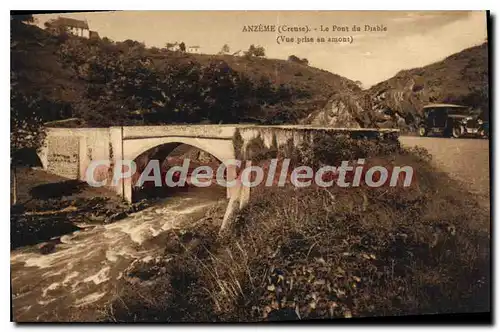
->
[87,213,106,222]
[128,201,148,213]
[106,211,128,223]
[39,242,56,255]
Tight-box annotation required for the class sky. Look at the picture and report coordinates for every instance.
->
[34,11,488,88]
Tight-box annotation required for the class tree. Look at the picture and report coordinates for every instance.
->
[122,39,144,48]
[245,44,255,57]
[10,14,47,204]
[11,14,34,24]
[245,44,265,57]
[253,45,265,57]
[11,77,47,204]
[102,37,113,44]
[220,44,230,54]
[179,42,186,52]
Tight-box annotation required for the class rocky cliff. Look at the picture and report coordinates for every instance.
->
[303,42,489,130]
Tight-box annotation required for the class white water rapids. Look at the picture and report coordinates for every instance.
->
[11,194,223,322]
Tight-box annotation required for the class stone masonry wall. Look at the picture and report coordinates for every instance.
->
[41,128,112,181]
[46,135,80,179]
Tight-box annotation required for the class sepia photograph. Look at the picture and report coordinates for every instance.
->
[10,9,491,323]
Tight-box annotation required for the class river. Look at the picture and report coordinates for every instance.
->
[11,193,224,322]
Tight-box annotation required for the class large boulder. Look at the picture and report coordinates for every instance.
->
[301,92,374,128]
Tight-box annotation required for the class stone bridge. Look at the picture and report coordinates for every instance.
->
[38,125,398,229]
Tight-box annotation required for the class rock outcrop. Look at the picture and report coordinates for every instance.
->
[302,42,488,131]
[301,92,373,128]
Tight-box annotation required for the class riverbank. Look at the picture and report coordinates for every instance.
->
[10,167,151,249]
[102,144,490,322]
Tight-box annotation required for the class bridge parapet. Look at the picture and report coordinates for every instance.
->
[121,125,252,140]
[120,124,398,141]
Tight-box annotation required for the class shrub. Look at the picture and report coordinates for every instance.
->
[246,44,265,57]
[288,55,309,65]
[292,131,401,168]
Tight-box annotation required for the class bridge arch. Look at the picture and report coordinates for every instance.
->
[120,136,237,203]
[123,136,235,164]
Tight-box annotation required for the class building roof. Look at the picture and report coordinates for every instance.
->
[189,45,200,48]
[423,103,468,109]
[50,17,89,30]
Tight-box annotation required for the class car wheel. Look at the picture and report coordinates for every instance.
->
[418,126,427,137]
[452,125,464,138]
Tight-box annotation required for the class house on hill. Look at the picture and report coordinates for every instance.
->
[44,16,100,39]
[165,42,181,51]
[187,45,201,54]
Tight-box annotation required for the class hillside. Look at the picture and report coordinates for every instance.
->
[365,42,489,129]
[11,22,84,120]
[304,42,489,130]
[190,53,361,121]
[11,22,361,127]
[12,19,488,130]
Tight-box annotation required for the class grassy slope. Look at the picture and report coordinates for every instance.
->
[103,143,490,322]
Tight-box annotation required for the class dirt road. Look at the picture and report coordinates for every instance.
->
[399,136,490,200]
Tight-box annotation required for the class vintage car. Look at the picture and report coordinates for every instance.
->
[418,103,487,138]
